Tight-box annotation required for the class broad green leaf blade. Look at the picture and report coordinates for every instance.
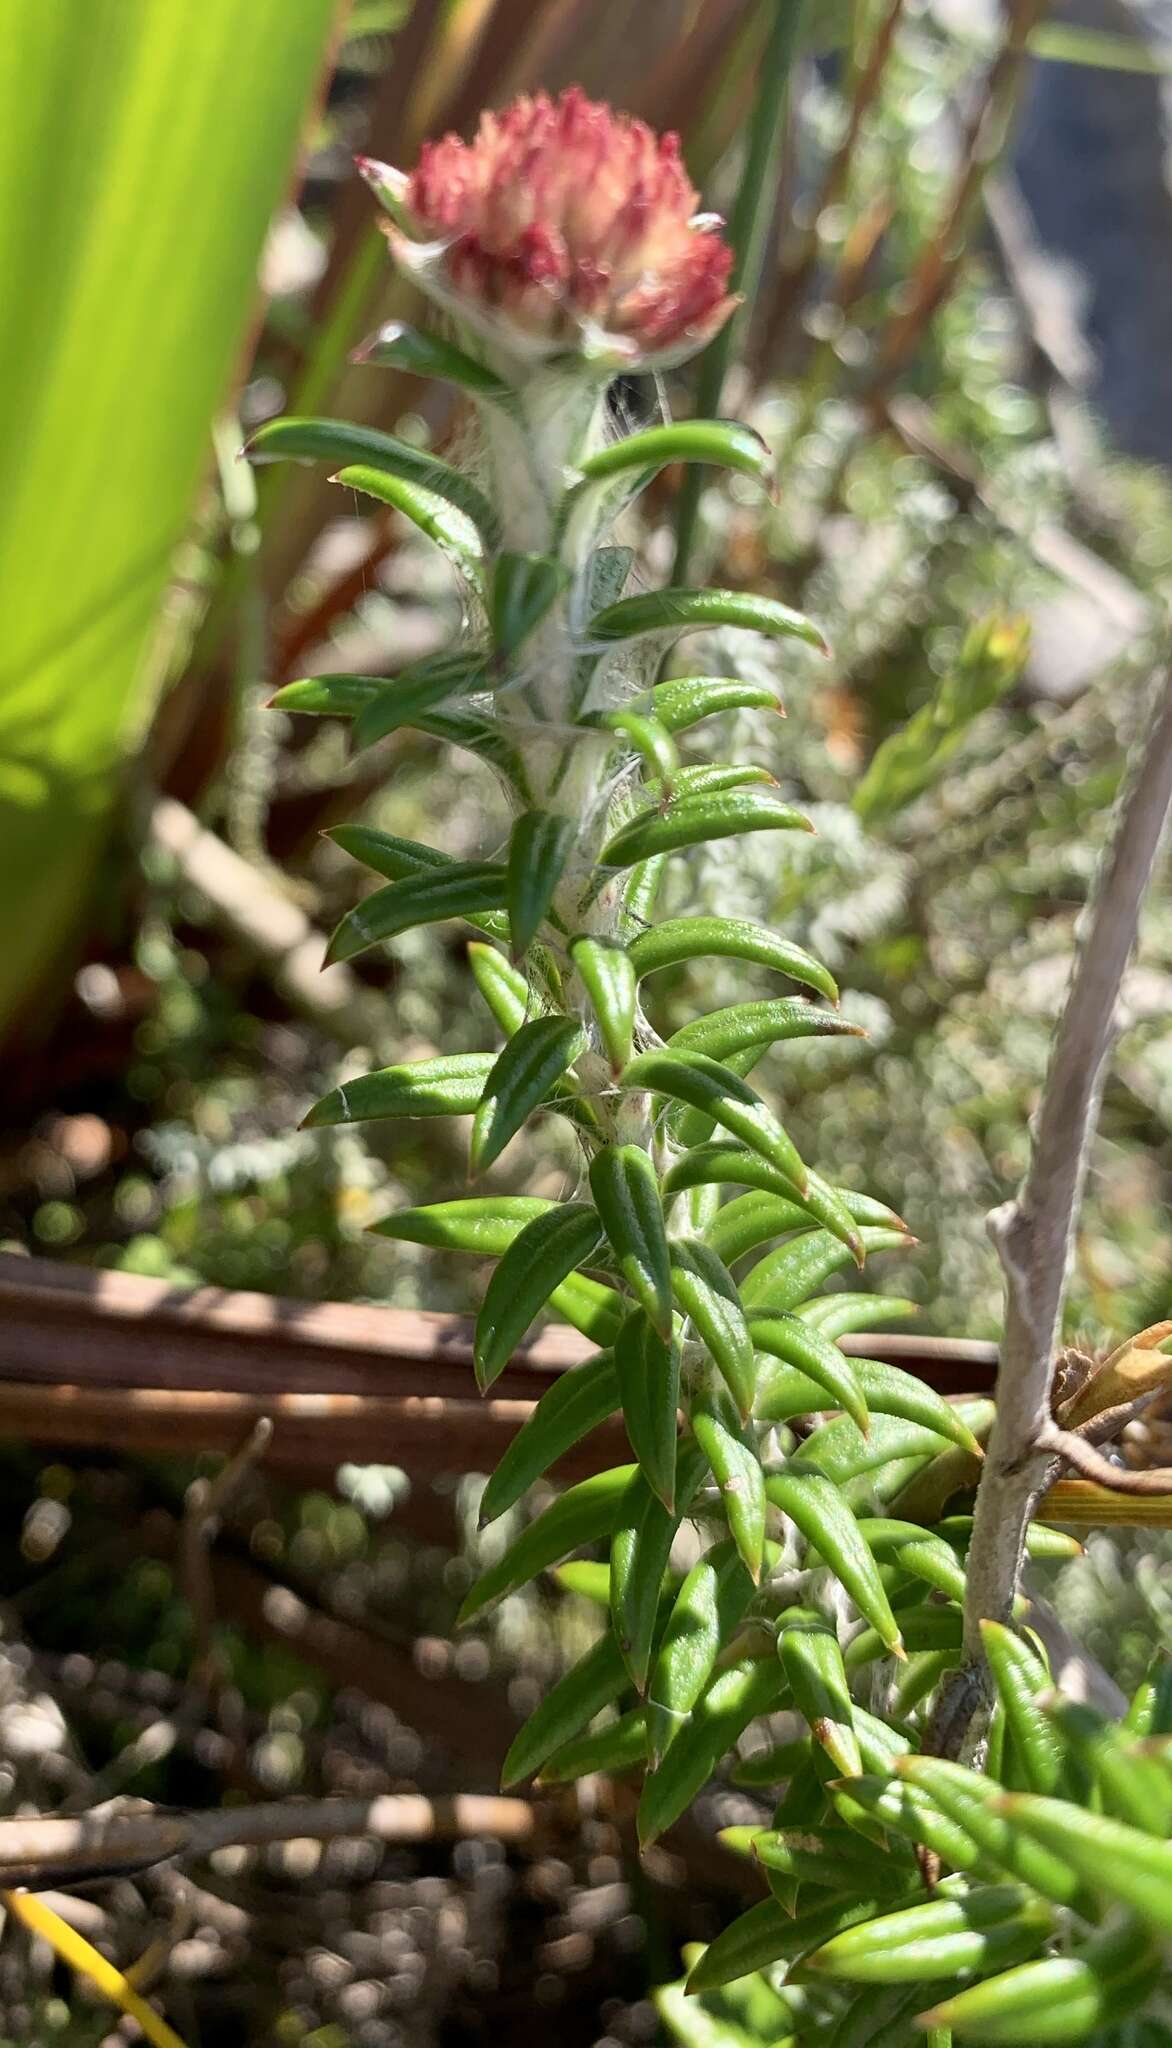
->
[628,916,838,1002]
[306,1054,497,1127]
[474,1203,605,1391]
[650,675,783,733]
[246,415,497,537]
[569,935,637,1073]
[590,1146,673,1339]
[332,464,483,580]
[457,1464,637,1625]
[507,810,574,956]
[588,587,827,654]
[471,1015,586,1172]
[614,1312,680,1513]
[326,862,508,964]
[621,1048,808,1189]
[600,788,813,873]
[353,320,514,406]
[478,1351,620,1526]
[0,0,338,1030]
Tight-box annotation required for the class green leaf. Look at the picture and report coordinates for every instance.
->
[610,1443,708,1691]
[854,615,1029,823]
[778,1609,862,1780]
[246,414,498,538]
[569,935,637,1073]
[800,1293,919,1340]
[349,653,489,750]
[576,420,774,492]
[353,319,514,406]
[553,1272,627,1345]
[691,1386,766,1581]
[834,1775,984,1876]
[594,709,680,786]
[629,917,838,1002]
[326,862,508,964]
[479,1350,620,1525]
[998,1793,1172,1934]
[749,1824,902,1891]
[670,1240,757,1420]
[492,551,568,656]
[271,675,383,717]
[539,1704,648,1784]
[371,1195,551,1255]
[685,1890,904,1996]
[896,1758,1094,1911]
[981,1622,1071,1797]
[306,1054,496,1127]
[467,940,539,1035]
[796,1408,959,1485]
[457,1464,637,1625]
[749,1315,869,1436]
[470,1015,586,1172]
[332,464,483,579]
[622,1049,807,1189]
[919,1917,1161,2045]
[591,1147,673,1341]
[650,675,783,733]
[1045,1697,1172,1832]
[794,1885,1051,1986]
[474,1203,606,1391]
[704,1183,866,1264]
[501,1630,630,1787]
[646,1539,755,1765]
[766,1471,903,1652]
[600,788,813,873]
[329,823,453,880]
[758,1346,980,1454]
[588,587,827,654]
[742,1225,908,1309]
[507,810,574,956]
[0,0,338,1032]
[614,1313,680,1513]
[668,998,864,1064]
[637,1655,788,1847]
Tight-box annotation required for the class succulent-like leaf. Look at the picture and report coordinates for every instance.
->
[500,1630,630,1787]
[600,787,813,873]
[474,1203,606,1391]
[306,1054,496,1127]
[622,1048,807,1189]
[492,551,568,656]
[506,810,574,956]
[569,935,637,1072]
[591,1148,673,1340]
[246,414,498,536]
[670,1239,757,1420]
[457,1465,637,1626]
[767,1471,903,1652]
[332,464,484,580]
[588,587,826,654]
[353,320,514,406]
[326,862,508,964]
[613,1313,680,1513]
[638,1655,789,1848]
[471,1016,586,1172]
[629,916,838,1001]
[478,1350,620,1525]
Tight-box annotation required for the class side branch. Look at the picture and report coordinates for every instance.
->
[962,662,1172,1659]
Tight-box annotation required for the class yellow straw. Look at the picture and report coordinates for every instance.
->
[2,1889,190,2048]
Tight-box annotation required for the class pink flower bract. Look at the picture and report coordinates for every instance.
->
[400,87,737,364]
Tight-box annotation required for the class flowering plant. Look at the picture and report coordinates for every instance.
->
[252,89,1172,2047]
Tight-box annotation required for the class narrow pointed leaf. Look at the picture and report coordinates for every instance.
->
[670,1239,756,1419]
[457,1464,636,1625]
[622,1049,807,1189]
[692,1388,766,1581]
[610,1443,708,1691]
[646,1539,755,1765]
[778,1610,862,1780]
[329,822,452,881]
[614,1313,679,1512]
[766,1471,903,1653]
[760,1345,979,1453]
[539,1705,648,1784]
[686,1890,905,1996]
[332,464,483,579]
[350,653,489,751]
[597,709,679,785]
[591,1146,673,1339]
[981,1622,1071,1797]
[588,587,826,653]
[471,1016,586,1172]
[246,415,497,536]
[467,940,538,1034]
[501,1630,629,1787]
[327,862,507,964]
[629,916,837,1001]
[570,935,637,1072]
[306,1053,496,1127]
[271,675,383,717]
[794,1886,1050,1986]
[371,1195,550,1254]
[750,1824,905,1891]
[353,320,513,405]
[479,1351,620,1525]
[577,420,774,491]
[800,1293,919,1339]
[997,1792,1172,1932]
[919,1917,1162,2045]
[669,999,863,1066]
[507,810,574,955]
[650,675,782,733]
[638,1655,788,1847]
[749,1315,869,1434]
[600,788,812,873]
[896,1758,1095,1910]
[742,1225,908,1309]
[474,1203,605,1391]
[492,550,568,656]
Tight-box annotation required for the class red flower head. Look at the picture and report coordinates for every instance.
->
[358,88,737,369]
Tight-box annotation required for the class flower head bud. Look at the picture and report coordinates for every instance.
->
[373,87,737,370]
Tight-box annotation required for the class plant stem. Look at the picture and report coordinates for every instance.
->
[672,0,806,582]
[962,662,1172,1660]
